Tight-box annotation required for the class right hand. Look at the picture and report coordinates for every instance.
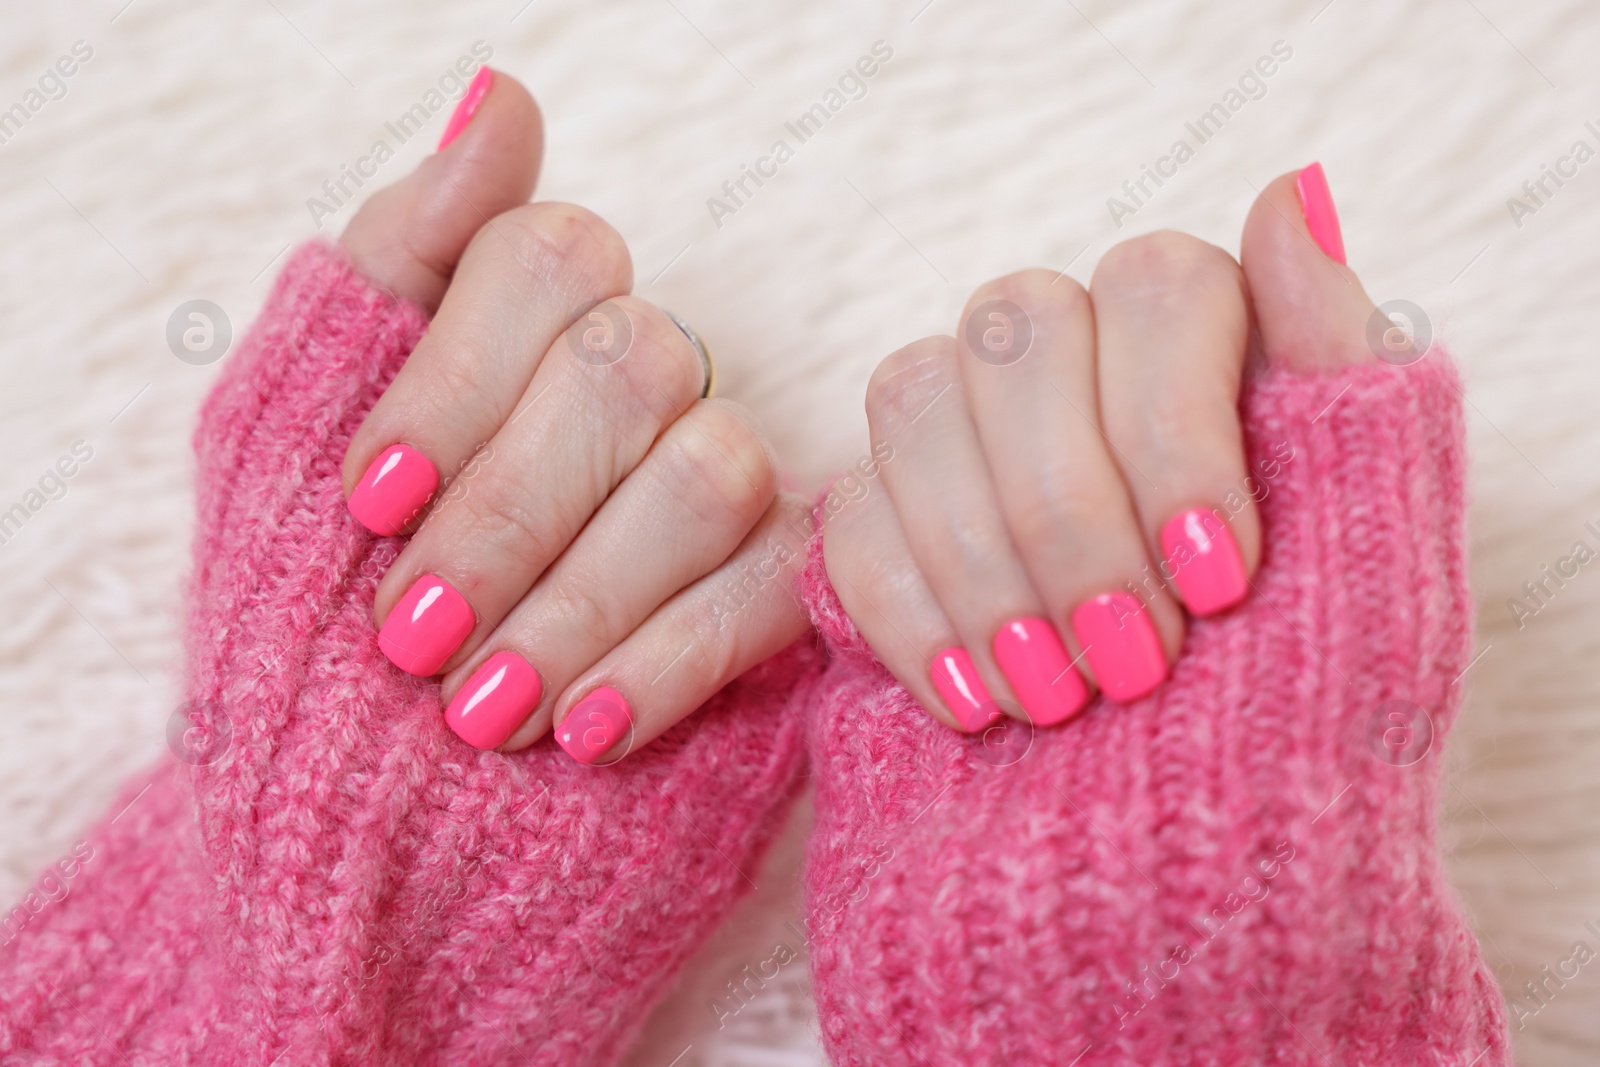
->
[822,165,1387,732]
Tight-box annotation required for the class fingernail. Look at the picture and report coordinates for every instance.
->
[556,687,634,765]
[929,647,1001,733]
[446,651,543,750]
[991,618,1090,726]
[1070,592,1167,704]
[1295,162,1346,264]
[379,574,475,676]
[348,444,439,536]
[437,67,493,151]
[1160,507,1248,617]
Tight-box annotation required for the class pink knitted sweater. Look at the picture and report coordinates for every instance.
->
[0,242,1512,1065]
[0,244,823,1065]
[796,346,1515,1064]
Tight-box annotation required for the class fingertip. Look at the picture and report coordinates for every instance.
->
[444,649,544,751]
[435,70,544,187]
[929,646,1004,733]
[339,69,544,312]
[436,67,495,152]
[1240,167,1378,373]
[1159,506,1252,618]
[991,617,1091,728]
[553,687,635,766]
[345,443,438,535]
[1294,162,1345,265]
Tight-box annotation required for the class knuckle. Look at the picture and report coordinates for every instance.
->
[419,341,506,426]
[923,514,1011,581]
[1006,462,1119,553]
[1003,484,1063,553]
[821,517,933,646]
[969,268,1091,326]
[962,269,1090,364]
[1128,382,1219,459]
[1047,451,1129,513]
[820,493,874,576]
[665,401,775,526]
[593,300,706,416]
[667,607,737,687]
[487,201,632,294]
[864,337,958,432]
[542,564,626,646]
[1094,230,1238,301]
[457,480,563,563]
[821,519,877,611]
[683,573,761,668]
[820,508,855,566]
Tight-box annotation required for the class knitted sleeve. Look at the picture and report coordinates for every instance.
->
[0,242,823,1066]
[794,352,1514,1067]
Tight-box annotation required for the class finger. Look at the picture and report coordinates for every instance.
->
[441,399,776,750]
[1089,232,1259,618]
[868,335,1091,724]
[824,468,992,732]
[373,298,707,676]
[1240,164,1379,371]
[342,200,632,536]
[953,275,1183,706]
[546,494,815,763]
[340,68,543,313]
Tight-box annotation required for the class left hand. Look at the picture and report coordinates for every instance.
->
[338,70,811,760]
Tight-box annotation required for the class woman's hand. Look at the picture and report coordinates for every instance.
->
[336,70,811,758]
[823,165,1383,731]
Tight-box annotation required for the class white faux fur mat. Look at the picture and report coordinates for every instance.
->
[4,1,1600,1063]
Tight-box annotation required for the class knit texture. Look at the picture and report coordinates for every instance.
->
[0,242,822,1066]
[797,353,1514,1066]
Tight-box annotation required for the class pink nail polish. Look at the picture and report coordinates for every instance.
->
[929,647,1001,733]
[1070,592,1167,704]
[348,444,439,536]
[437,67,493,151]
[446,651,542,750]
[1160,507,1249,617]
[378,574,475,676]
[1295,162,1346,264]
[991,618,1090,726]
[556,687,633,765]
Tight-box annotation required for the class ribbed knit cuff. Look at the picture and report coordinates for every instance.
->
[796,352,1512,1067]
[189,240,429,644]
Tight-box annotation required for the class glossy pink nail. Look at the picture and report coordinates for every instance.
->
[1161,507,1249,617]
[437,67,493,151]
[446,651,543,750]
[556,687,634,765]
[1295,162,1346,264]
[992,618,1090,726]
[378,574,475,676]
[348,444,438,536]
[1070,592,1167,704]
[929,647,1001,733]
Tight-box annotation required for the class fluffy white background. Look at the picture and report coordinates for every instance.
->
[2,1,1597,1063]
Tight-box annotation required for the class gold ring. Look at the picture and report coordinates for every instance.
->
[664,310,715,399]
